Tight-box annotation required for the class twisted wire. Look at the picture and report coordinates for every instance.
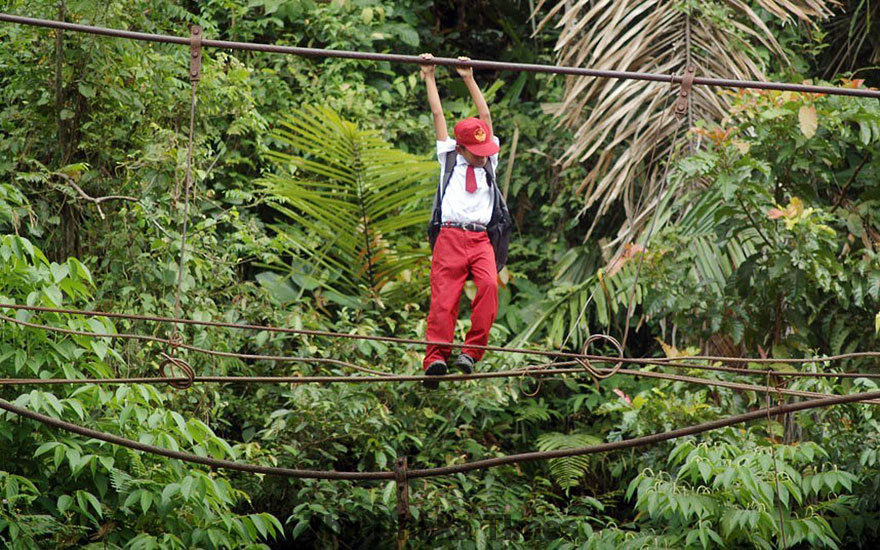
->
[3,304,879,374]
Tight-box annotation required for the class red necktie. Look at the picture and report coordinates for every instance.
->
[465,165,477,193]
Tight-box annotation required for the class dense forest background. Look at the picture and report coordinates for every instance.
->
[1,0,879,547]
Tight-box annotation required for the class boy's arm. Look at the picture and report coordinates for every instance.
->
[456,56,492,136]
[420,53,448,141]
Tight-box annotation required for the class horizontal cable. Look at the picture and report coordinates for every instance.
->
[0,312,386,375]
[2,366,879,404]
[3,304,879,380]
[2,389,878,481]
[1,13,878,99]
[0,397,392,480]
[407,389,880,478]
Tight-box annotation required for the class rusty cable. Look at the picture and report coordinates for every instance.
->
[405,389,880,478]
[171,26,201,337]
[158,351,195,390]
[1,13,878,99]
[2,304,878,379]
[2,389,878,481]
[1,8,877,494]
[620,116,686,352]
[0,312,386,374]
[3,363,879,405]
[575,333,625,381]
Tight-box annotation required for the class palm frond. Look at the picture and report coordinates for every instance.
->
[535,0,836,242]
[512,177,761,350]
[820,0,880,78]
[261,106,436,301]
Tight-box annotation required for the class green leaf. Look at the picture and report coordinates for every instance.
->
[291,519,309,539]
[57,494,73,514]
[250,514,268,539]
[123,490,140,510]
[34,441,62,458]
[859,122,872,145]
[698,461,712,483]
[140,490,153,515]
[77,83,95,98]
[77,490,102,519]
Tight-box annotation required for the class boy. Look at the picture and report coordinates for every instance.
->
[419,54,512,389]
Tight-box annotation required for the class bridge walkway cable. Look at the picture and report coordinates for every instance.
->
[2,305,879,380]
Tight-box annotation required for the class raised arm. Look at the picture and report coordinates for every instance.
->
[456,56,492,136]
[419,53,448,141]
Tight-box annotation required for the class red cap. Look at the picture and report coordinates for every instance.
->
[453,118,499,157]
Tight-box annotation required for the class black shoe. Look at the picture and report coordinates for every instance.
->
[453,354,475,374]
[423,361,448,389]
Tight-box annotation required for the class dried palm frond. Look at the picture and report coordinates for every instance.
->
[821,0,880,79]
[533,0,836,246]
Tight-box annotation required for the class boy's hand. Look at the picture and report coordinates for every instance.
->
[419,53,435,80]
[455,56,473,79]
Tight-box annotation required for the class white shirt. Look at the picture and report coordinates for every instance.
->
[436,136,500,225]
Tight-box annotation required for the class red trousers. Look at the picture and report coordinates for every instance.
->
[424,228,498,369]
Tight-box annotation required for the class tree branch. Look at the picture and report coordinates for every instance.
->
[830,154,870,213]
[54,172,139,220]
[736,194,775,250]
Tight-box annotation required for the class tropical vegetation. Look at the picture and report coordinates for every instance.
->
[0,0,878,548]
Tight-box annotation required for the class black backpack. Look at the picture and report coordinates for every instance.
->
[426,151,513,272]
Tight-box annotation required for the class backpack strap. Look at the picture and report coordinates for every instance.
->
[428,150,458,243]
[484,158,498,212]
[440,150,457,200]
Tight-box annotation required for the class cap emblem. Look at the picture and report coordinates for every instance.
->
[473,127,487,142]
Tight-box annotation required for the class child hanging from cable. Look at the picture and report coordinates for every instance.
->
[419,53,513,389]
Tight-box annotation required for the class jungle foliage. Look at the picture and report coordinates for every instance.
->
[0,0,879,548]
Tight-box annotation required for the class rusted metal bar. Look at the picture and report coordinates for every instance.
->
[1,12,879,99]
[189,25,202,82]
[6,308,880,382]
[4,364,880,407]
[395,457,410,549]
[674,65,697,118]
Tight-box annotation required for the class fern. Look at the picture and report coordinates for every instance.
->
[536,432,602,490]
[109,468,135,494]
[516,399,557,423]
[261,106,436,300]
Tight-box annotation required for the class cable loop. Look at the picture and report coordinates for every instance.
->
[578,334,625,381]
[518,372,542,398]
[159,351,195,390]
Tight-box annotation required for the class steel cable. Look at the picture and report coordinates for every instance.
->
[1,13,878,99]
[2,305,878,380]
[0,312,389,375]
[3,364,879,405]
[2,389,878,481]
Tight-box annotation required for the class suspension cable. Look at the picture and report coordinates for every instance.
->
[0,12,878,99]
[3,366,879,405]
[2,389,877,481]
[3,304,879,374]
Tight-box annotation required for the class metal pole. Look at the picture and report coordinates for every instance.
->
[395,457,409,549]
